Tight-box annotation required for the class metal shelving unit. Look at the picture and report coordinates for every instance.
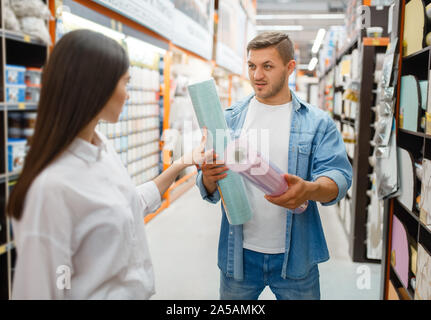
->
[318,6,391,264]
[0,0,49,300]
[380,0,431,300]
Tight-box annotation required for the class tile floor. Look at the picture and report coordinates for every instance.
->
[146,186,382,300]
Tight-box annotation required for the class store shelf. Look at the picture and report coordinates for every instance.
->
[107,127,160,139]
[126,102,160,106]
[363,37,390,47]
[2,29,47,47]
[389,265,414,300]
[127,151,159,166]
[341,118,355,127]
[120,114,160,121]
[394,198,421,225]
[0,242,15,256]
[130,163,159,177]
[320,35,360,79]
[330,39,389,263]
[0,172,22,184]
[399,128,427,138]
[419,223,431,257]
[402,46,431,61]
[0,102,38,111]
[127,87,159,92]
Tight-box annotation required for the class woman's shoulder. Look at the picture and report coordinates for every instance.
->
[27,165,71,200]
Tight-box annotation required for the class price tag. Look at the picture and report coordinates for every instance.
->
[18,103,26,110]
[372,38,380,46]
[426,112,431,135]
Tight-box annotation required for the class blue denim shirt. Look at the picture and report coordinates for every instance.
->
[196,91,353,280]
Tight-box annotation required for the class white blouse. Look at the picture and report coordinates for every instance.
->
[11,131,161,300]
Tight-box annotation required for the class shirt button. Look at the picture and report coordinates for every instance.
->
[230,232,233,235]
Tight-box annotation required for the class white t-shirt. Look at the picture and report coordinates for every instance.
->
[12,131,161,300]
[242,97,293,254]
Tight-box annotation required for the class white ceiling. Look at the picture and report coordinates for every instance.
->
[256,0,348,66]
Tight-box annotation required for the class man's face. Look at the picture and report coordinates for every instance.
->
[248,46,296,104]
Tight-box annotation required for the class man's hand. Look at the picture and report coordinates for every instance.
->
[201,154,229,195]
[264,174,312,210]
[264,174,339,209]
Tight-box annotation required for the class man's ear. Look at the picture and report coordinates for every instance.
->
[287,60,296,77]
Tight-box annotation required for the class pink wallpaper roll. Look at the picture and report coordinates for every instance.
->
[225,138,308,214]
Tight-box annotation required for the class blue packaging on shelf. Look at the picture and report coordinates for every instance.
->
[6,65,26,85]
[7,138,27,173]
[6,84,26,103]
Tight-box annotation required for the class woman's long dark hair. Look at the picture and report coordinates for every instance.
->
[7,29,130,220]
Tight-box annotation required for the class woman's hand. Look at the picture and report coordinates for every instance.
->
[178,128,214,168]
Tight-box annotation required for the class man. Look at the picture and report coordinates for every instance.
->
[196,32,352,300]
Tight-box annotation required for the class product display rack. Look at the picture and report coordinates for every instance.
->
[0,0,50,300]
[0,0,256,299]
[381,0,431,300]
[318,6,391,264]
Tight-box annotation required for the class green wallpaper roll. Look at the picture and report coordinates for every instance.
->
[188,79,252,225]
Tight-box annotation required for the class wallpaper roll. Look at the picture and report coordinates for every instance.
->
[225,137,308,214]
[188,79,252,225]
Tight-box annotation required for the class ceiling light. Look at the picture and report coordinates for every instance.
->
[256,25,304,31]
[256,14,345,20]
[308,57,318,71]
[311,28,326,54]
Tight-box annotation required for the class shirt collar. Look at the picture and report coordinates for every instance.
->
[237,90,308,114]
[68,131,108,163]
[290,90,308,112]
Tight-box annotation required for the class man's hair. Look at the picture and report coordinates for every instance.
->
[247,31,295,64]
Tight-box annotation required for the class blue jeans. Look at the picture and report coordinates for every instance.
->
[220,249,321,300]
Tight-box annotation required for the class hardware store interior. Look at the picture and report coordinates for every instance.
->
[0,0,430,300]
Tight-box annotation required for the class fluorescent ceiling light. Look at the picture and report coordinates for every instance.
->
[308,57,318,71]
[311,28,326,54]
[63,12,126,42]
[256,25,304,31]
[256,14,345,20]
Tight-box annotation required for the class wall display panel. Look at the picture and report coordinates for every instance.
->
[92,0,175,40]
[172,0,214,61]
[216,0,247,75]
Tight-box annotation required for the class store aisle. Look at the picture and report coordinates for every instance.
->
[146,185,382,300]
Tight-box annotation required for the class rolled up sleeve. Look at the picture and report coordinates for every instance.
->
[137,180,162,216]
[311,120,353,206]
[196,170,221,204]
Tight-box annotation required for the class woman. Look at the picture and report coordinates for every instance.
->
[7,29,211,299]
